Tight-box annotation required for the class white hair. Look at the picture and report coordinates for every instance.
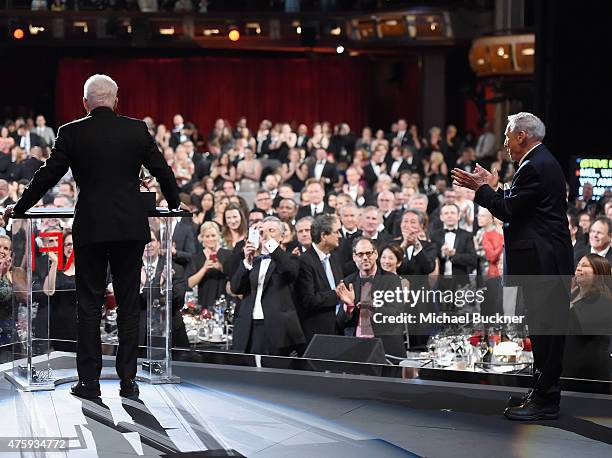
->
[507,112,546,141]
[83,74,118,109]
[262,215,286,235]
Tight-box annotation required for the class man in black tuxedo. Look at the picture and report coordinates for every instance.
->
[10,146,45,182]
[12,124,46,153]
[337,203,362,275]
[230,216,305,355]
[253,190,276,217]
[430,203,477,289]
[358,206,393,250]
[3,74,182,399]
[573,217,611,265]
[138,230,189,349]
[161,216,196,267]
[287,216,312,255]
[386,146,410,184]
[296,181,334,220]
[296,214,343,345]
[453,112,573,421]
[308,148,339,193]
[363,147,387,189]
[295,124,309,150]
[378,190,401,236]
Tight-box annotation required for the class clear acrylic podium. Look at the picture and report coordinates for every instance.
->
[4,207,191,391]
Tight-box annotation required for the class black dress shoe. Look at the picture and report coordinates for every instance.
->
[504,400,560,421]
[507,389,534,408]
[70,380,101,399]
[119,379,139,398]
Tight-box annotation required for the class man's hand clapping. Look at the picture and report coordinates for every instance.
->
[451,163,498,191]
[336,281,355,305]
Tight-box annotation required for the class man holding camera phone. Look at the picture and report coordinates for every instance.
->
[230,216,304,355]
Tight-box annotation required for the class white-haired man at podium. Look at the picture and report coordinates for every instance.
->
[2,74,185,399]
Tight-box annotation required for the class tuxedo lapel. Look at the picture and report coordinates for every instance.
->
[330,254,342,284]
[308,248,328,285]
[263,259,276,290]
[250,261,261,292]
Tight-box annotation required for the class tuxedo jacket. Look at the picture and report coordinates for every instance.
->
[363,163,383,189]
[573,245,612,268]
[382,209,402,236]
[230,247,305,352]
[396,239,438,277]
[13,107,180,248]
[139,256,187,345]
[474,144,573,276]
[10,157,44,184]
[295,246,344,344]
[296,204,335,220]
[385,157,412,182]
[338,269,405,358]
[307,161,339,192]
[430,228,477,283]
[337,229,362,275]
[13,131,47,149]
[172,217,197,266]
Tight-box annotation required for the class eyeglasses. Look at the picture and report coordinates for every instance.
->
[353,250,375,258]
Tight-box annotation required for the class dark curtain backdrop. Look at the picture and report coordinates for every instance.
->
[55,55,420,135]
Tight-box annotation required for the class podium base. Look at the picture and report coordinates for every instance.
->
[4,354,180,391]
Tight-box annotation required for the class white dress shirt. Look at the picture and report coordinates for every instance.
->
[518,142,542,167]
[160,218,177,244]
[310,202,324,216]
[592,245,610,258]
[390,159,403,176]
[243,239,279,319]
[314,160,326,180]
[443,227,457,275]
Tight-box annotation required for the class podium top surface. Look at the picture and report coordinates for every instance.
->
[12,207,192,219]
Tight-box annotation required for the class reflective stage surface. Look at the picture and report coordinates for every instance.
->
[1,361,612,457]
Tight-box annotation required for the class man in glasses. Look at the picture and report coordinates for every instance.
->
[336,237,405,358]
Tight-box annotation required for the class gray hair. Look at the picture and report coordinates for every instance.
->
[262,215,285,236]
[311,214,338,244]
[83,74,118,109]
[409,193,428,204]
[507,112,546,141]
[402,208,426,227]
[296,216,314,228]
[339,202,359,217]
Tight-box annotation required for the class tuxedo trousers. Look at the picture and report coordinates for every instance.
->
[74,241,146,381]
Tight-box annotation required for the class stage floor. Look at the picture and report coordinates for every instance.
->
[1,362,612,457]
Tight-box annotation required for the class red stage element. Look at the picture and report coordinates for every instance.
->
[56,56,421,135]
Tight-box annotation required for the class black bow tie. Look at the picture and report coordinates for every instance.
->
[445,228,457,233]
[256,254,271,261]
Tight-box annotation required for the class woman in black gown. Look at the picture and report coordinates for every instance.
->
[563,254,612,381]
[187,222,232,310]
[43,231,77,352]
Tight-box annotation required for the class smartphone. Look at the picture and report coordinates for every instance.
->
[248,226,260,249]
[209,252,218,262]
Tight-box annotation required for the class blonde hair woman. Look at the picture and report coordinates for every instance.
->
[186,222,231,309]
